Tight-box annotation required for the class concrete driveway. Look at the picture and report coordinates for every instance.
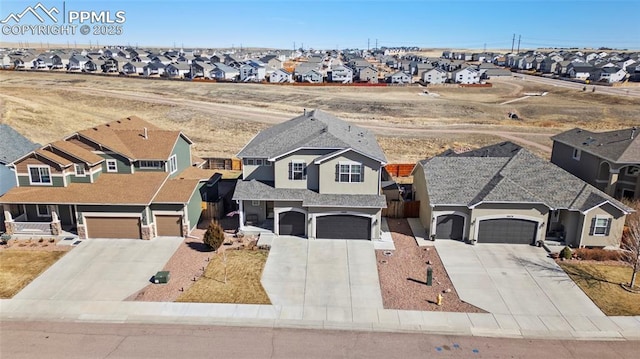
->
[261,236,383,320]
[435,241,604,317]
[14,237,182,301]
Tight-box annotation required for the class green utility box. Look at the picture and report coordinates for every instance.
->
[154,271,170,284]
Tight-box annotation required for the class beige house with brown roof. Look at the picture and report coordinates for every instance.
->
[1,116,211,240]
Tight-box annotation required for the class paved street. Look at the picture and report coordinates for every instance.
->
[2,320,639,359]
[14,237,183,301]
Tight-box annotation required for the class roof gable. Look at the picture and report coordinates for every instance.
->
[551,127,640,164]
[0,124,39,165]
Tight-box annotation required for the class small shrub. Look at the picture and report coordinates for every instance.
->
[574,248,621,261]
[38,238,44,243]
[561,246,573,260]
[202,220,225,251]
[48,238,55,243]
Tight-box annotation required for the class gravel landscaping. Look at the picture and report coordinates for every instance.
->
[376,219,485,313]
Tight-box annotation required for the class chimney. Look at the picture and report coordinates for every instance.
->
[303,108,306,116]
[632,127,637,140]
[143,127,148,140]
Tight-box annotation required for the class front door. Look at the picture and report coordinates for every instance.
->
[266,202,274,219]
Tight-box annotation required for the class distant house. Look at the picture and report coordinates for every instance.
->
[590,67,627,83]
[143,62,166,77]
[165,63,191,78]
[421,68,447,84]
[452,67,480,84]
[299,69,324,83]
[567,63,593,79]
[68,54,90,72]
[122,61,144,75]
[83,59,104,73]
[327,65,353,83]
[386,71,412,84]
[0,125,39,232]
[269,68,293,83]
[260,55,283,69]
[211,63,239,81]
[191,62,215,78]
[357,66,378,83]
[101,58,119,73]
[239,61,266,82]
[540,58,559,73]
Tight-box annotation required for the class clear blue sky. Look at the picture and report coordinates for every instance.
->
[2,0,638,50]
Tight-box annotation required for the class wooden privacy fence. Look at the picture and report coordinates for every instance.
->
[383,200,420,218]
[202,157,242,171]
[201,200,224,221]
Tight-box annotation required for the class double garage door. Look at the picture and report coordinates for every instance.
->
[85,215,183,239]
[278,212,371,240]
[434,214,537,244]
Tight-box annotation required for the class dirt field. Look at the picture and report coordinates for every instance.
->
[1,71,638,162]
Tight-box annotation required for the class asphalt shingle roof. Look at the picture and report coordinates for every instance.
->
[419,142,631,213]
[0,124,39,165]
[237,109,387,163]
[551,127,640,164]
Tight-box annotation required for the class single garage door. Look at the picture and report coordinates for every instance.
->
[435,214,464,240]
[316,215,371,240]
[279,211,306,236]
[477,218,537,244]
[85,217,141,239]
[156,215,183,237]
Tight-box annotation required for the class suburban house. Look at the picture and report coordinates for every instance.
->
[0,125,40,232]
[357,66,378,83]
[327,65,353,83]
[122,61,144,75]
[589,67,627,83]
[190,62,215,79]
[421,68,447,84]
[551,127,639,200]
[68,54,89,72]
[412,142,631,248]
[239,61,266,82]
[211,63,239,81]
[165,63,191,79]
[567,63,593,79]
[269,68,293,83]
[1,116,207,240]
[452,67,480,84]
[233,109,388,240]
[299,69,324,83]
[143,62,166,77]
[387,71,412,84]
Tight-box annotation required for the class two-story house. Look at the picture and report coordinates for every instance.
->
[551,127,640,200]
[0,125,40,232]
[327,65,353,83]
[1,116,207,240]
[233,110,387,240]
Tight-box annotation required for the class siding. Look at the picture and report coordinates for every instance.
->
[318,151,380,195]
[76,205,146,224]
[100,153,131,174]
[243,200,266,223]
[14,154,63,174]
[170,135,192,177]
[186,183,203,229]
[579,203,626,247]
[243,162,274,181]
[412,166,432,231]
[17,174,64,187]
[274,149,334,190]
[550,141,601,185]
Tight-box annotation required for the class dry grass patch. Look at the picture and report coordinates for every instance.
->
[559,262,640,316]
[176,249,270,304]
[0,250,67,298]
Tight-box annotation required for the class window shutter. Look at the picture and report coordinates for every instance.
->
[303,164,307,180]
[588,217,596,235]
[605,218,612,236]
[288,162,292,180]
[335,164,339,182]
[360,165,364,182]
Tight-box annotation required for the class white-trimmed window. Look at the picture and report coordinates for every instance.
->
[74,164,86,177]
[338,162,363,183]
[624,166,639,177]
[289,161,306,180]
[572,148,581,160]
[106,159,117,173]
[246,158,255,166]
[168,155,178,174]
[28,165,52,185]
[139,160,163,169]
[256,159,263,166]
[590,216,611,236]
[36,204,50,217]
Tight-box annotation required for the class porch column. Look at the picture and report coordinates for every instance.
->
[238,201,245,230]
[50,208,62,235]
[605,170,619,197]
[4,210,15,235]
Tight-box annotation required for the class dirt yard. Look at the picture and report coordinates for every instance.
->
[376,219,484,313]
[2,71,638,162]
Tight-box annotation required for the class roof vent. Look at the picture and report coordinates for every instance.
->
[303,108,307,116]
[143,127,148,140]
[632,127,637,140]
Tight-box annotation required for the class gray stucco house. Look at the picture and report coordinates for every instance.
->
[0,125,40,232]
[233,109,387,240]
[412,142,631,248]
[551,127,639,200]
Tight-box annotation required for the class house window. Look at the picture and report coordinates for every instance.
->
[139,160,163,169]
[572,148,581,160]
[169,155,178,174]
[256,159,263,166]
[624,166,639,177]
[251,200,260,206]
[339,162,363,183]
[74,164,86,177]
[591,217,611,236]
[265,160,272,166]
[28,166,52,185]
[36,204,50,217]
[106,159,118,172]
[622,188,636,199]
[289,161,306,180]
[247,159,255,166]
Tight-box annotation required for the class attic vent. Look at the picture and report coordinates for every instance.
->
[321,127,327,133]
[92,127,98,131]
[117,120,122,123]
[582,137,596,146]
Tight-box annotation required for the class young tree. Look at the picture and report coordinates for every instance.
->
[203,220,225,251]
[622,199,640,289]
